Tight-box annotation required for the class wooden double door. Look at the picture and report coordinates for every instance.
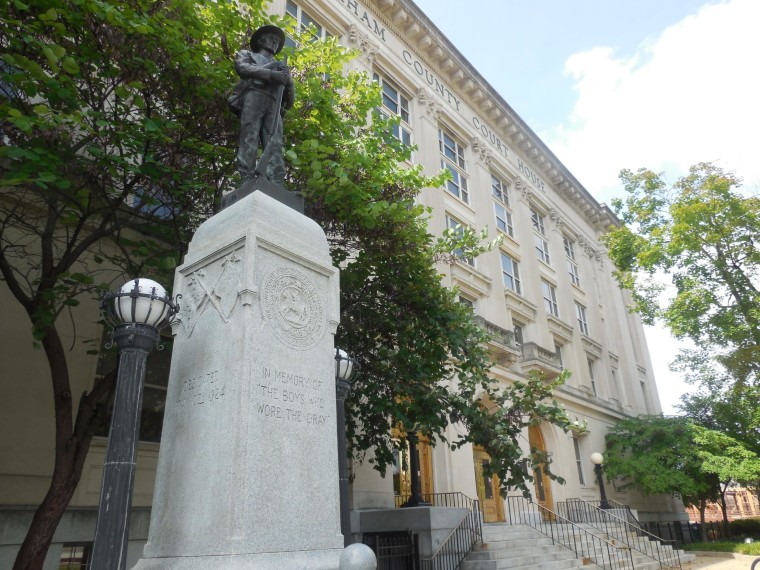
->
[473,447,505,522]
[529,425,554,514]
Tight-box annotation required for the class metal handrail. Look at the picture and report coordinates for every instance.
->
[506,495,635,570]
[559,498,681,569]
[393,491,478,512]
[418,498,482,570]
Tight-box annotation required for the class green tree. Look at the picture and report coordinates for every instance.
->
[1,1,570,568]
[604,415,717,541]
[692,425,760,536]
[603,415,760,541]
[1,1,255,568]
[603,163,760,383]
[676,351,760,456]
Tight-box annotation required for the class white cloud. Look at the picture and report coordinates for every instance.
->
[546,0,760,204]
[545,0,760,413]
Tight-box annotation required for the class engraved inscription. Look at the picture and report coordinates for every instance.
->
[260,267,325,350]
[175,370,225,408]
[256,366,327,425]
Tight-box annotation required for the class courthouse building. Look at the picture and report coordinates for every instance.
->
[0,0,685,568]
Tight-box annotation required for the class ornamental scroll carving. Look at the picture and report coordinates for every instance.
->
[514,178,532,202]
[176,249,245,338]
[470,137,493,166]
[416,88,442,121]
[348,24,379,64]
[549,208,565,232]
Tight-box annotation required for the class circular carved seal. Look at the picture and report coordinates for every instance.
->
[260,267,325,350]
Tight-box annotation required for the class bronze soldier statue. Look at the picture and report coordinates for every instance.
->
[228,25,295,187]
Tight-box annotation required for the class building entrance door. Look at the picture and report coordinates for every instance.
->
[473,446,505,522]
[528,425,554,516]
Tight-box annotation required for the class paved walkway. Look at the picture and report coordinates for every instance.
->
[685,552,760,569]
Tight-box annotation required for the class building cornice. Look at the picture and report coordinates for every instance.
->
[367,0,619,233]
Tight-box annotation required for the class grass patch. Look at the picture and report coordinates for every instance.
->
[683,541,760,555]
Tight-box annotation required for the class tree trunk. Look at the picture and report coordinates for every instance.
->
[698,499,708,543]
[12,325,112,570]
[719,483,731,539]
[13,458,81,570]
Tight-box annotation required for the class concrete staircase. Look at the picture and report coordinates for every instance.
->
[462,524,584,570]
[462,522,691,570]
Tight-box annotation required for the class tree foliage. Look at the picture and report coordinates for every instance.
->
[603,163,760,382]
[604,416,715,504]
[676,351,760,456]
[603,415,760,540]
[1,2,254,568]
[1,1,570,567]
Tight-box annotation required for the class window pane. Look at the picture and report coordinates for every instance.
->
[501,253,521,294]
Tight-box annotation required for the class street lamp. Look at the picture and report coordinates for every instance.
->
[590,452,610,509]
[400,431,432,508]
[335,348,359,547]
[91,278,178,570]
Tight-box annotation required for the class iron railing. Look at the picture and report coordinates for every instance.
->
[362,531,419,570]
[418,501,481,570]
[393,492,480,513]
[558,498,681,569]
[393,492,483,570]
[506,495,635,570]
[641,520,727,545]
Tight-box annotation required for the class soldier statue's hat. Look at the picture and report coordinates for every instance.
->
[250,25,286,54]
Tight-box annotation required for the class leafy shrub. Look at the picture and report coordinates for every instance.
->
[730,517,760,537]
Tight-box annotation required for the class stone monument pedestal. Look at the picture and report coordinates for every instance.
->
[133,191,343,569]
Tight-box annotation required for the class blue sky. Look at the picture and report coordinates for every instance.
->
[415,0,708,133]
[413,0,760,414]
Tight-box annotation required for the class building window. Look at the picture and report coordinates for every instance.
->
[588,359,597,396]
[492,174,509,206]
[640,380,650,412]
[531,208,546,234]
[493,202,514,238]
[439,128,468,203]
[541,280,558,316]
[535,234,551,264]
[564,235,581,287]
[372,72,412,146]
[513,321,525,347]
[285,0,330,46]
[555,343,563,367]
[500,252,521,294]
[59,543,92,569]
[573,437,586,485]
[531,208,550,264]
[446,215,474,266]
[575,302,589,335]
[458,295,475,311]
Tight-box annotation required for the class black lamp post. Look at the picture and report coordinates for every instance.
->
[335,348,358,547]
[590,452,610,509]
[91,278,178,570]
[400,432,431,508]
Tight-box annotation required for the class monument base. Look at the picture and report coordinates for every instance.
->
[133,190,343,570]
[221,177,304,213]
[132,548,343,570]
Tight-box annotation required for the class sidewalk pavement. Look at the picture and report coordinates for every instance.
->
[685,552,760,569]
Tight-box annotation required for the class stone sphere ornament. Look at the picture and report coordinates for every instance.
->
[339,543,377,570]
